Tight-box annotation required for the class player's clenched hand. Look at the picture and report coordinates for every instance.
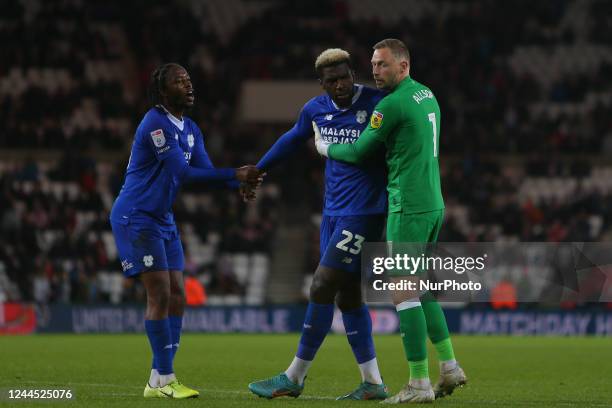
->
[313,121,330,157]
[239,182,257,202]
[235,165,266,185]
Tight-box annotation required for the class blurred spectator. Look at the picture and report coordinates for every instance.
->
[185,273,207,306]
[490,278,518,310]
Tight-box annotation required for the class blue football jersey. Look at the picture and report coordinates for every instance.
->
[258,85,387,216]
[110,106,222,229]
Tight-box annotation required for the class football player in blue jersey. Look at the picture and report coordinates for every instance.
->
[248,49,389,400]
[110,63,263,399]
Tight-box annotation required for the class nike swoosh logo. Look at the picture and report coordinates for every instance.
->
[163,344,173,349]
[160,389,174,398]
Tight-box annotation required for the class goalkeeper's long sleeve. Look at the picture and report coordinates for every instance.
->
[327,127,385,164]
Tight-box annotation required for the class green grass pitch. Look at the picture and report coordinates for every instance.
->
[1,334,611,407]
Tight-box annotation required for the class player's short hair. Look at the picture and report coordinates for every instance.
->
[373,38,410,63]
[148,63,183,106]
[314,48,352,77]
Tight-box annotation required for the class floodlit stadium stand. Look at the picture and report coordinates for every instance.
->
[1,0,611,306]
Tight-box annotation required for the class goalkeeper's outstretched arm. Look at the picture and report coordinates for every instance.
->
[314,121,384,164]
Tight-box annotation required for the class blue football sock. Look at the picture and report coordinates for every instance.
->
[169,315,183,361]
[296,302,334,361]
[342,305,376,364]
[145,319,173,375]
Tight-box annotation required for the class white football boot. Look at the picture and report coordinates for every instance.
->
[381,383,435,404]
[433,365,467,398]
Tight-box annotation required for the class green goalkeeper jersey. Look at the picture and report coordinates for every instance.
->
[328,76,444,214]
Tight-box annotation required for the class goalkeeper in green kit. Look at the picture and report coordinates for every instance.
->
[315,38,467,404]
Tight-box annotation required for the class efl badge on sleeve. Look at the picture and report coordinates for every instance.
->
[370,111,383,129]
[150,129,166,147]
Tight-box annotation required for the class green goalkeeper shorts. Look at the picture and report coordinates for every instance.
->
[386,209,444,243]
[385,209,444,276]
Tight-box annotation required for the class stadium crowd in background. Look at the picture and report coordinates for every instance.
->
[1,0,612,306]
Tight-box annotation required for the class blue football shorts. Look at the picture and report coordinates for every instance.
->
[319,214,385,274]
[110,220,184,278]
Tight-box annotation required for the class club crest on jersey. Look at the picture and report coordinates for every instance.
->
[187,133,194,148]
[150,129,166,147]
[356,110,367,124]
[370,111,383,129]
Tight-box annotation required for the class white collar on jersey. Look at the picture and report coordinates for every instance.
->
[330,84,364,111]
[158,104,185,131]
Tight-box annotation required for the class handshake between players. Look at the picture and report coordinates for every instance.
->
[235,165,266,202]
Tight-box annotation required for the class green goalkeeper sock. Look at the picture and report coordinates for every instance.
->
[421,291,455,360]
[434,338,455,362]
[397,301,429,380]
[409,359,429,381]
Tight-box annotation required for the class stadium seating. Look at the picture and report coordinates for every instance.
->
[0,161,276,304]
[1,0,611,306]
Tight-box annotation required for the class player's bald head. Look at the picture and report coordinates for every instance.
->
[371,39,410,90]
[373,39,410,64]
[315,48,353,77]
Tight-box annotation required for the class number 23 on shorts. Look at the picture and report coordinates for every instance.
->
[336,230,365,255]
